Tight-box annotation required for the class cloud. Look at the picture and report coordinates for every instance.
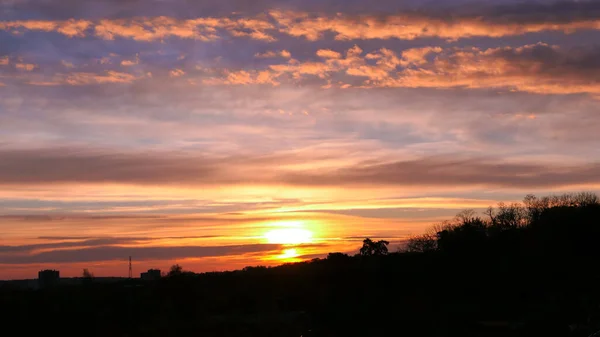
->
[0,147,283,186]
[169,68,185,77]
[120,59,137,66]
[63,71,138,85]
[397,47,443,66]
[61,60,75,68]
[0,235,242,255]
[15,62,35,71]
[316,49,342,59]
[0,237,147,254]
[8,70,140,86]
[3,2,600,42]
[94,17,215,41]
[0,148,599,189]
[0,243,283,264]
[270,1,600,41]
[204,69,280,85]
[283,156,600,189]
[266,45,400,82]
[255,50,292,59]
[382,43,600,96]
[200,43,600,96]
[0,19,92,37]
[0,16,276,42]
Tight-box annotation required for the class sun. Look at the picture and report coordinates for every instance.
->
[279,248,299,260]
[264,228,313,244]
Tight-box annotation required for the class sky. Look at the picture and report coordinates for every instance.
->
[1,0,600,280]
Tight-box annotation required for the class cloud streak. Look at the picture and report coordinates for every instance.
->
[0,243,284,264]
[0,148,599,189]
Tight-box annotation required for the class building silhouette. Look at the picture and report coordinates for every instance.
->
[140,269,161,280]
[38,269,60,288]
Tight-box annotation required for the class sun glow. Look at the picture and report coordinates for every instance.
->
[264,228,313,244]
[279,248,299,260]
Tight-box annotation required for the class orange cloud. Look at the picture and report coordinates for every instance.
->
[204,43,600,96]
[94,17,202,41]
[2,7,599,43]
[268,45,401,82]
[380,43,600,96]
[0,19,91,37]
[270,10,600,41]
[27,81,62,86]
[64,71,138,85]
[121,59,137,66]
[169,69,185,77]
[0,56,9,66]
[0,16,276,42]
[398,47,443,66]
[0,14,277,42]
[15,63,36,71]
[204,69,280,86]
[316,49,342,59]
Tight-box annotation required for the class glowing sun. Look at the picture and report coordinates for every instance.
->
[264,228,313,244]
[279,248,299,260]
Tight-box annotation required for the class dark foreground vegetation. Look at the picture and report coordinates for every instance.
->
[2,192,600,337]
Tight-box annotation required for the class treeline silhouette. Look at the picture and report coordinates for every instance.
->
[2,192,600,337]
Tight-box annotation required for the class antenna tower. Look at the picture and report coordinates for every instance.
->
[128,256,133,278]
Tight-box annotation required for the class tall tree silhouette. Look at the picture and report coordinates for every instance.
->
[82,268,94,279]
[359,238,389,256]
[168,264,183,277]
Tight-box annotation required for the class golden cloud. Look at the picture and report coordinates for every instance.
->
[64,71,138,85]
[204,43,600,96]
[3,6,600,42]
[380,43,600,95]
[316,49,342,59]
[270,10,600,41]
[0,19,92,37]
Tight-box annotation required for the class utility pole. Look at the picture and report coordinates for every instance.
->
[128,256,133,279]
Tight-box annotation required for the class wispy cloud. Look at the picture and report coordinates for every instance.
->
[0,148,598,189]
[0,243,284,264]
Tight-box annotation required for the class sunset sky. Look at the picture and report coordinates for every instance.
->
[1,0,600,280]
